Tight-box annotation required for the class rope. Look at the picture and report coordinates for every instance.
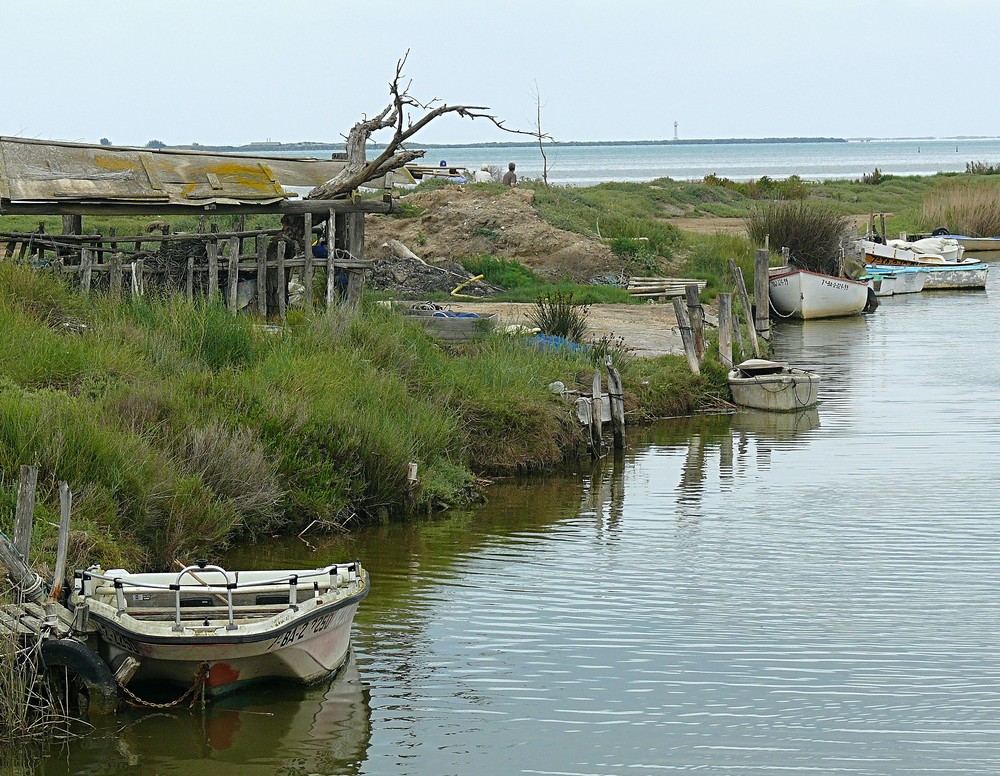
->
[118,661,210,709]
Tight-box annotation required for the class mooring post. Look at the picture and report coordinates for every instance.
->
[672,296,701,374]
[345,211,365,310]
[14,465,37,562]
[729,258,760,358]
[718,292,733,368]
[604,356,626,451]
[685,283,705,360]
[591,369,604,458]
[753,248,770,340]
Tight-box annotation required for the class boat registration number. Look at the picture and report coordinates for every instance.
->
[820,279,850,290]
[770,278,788,287]
[268,611,336,651]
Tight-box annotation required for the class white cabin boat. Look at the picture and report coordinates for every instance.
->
[768,266,872,319]
[70,560,369,696]
[728,359,820,412]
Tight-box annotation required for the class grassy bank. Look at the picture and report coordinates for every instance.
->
[0,263,724,572]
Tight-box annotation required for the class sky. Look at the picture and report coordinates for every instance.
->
[4,0,999,148]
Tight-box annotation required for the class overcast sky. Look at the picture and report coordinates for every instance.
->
[4,0,997,147]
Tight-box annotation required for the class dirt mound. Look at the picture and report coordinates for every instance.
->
[364,187,627,282]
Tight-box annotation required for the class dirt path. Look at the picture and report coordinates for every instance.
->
[444,301,684,358]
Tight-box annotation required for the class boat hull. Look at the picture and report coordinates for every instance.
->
[867,267,927,296]
[90,594,364,694]
[866,262,987,290]
[768,267,870,319]
[728,369,820,412]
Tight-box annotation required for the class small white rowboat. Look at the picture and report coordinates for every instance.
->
[70,559,369,696]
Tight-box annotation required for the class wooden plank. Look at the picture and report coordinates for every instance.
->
[325,210,337,308]
[345,211,365,310]
[590,369,603,458]
[729,258,760,358]
[80,247,93,293]
[605,357,626,451]
[111,251,123,298]
[186,254,195,301]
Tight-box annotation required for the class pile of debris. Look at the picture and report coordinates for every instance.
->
[367,239,501,298]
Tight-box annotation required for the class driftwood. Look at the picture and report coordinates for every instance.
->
[307,51,545,201]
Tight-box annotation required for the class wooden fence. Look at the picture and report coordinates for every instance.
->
[0,209,371,318]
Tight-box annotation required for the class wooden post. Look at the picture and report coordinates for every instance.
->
[604,356,626,451]
[718,292,733,368]
[228,235,240,314]
[302,212,314,308]
[345,211,365,310]
[110,252,123,299]
[685,283,705,360]
[80,247,93,293]
[730,293,744,357]
[256,233,268,317]
[729,258,760,358]
[207,238,220,300]
[50,482,72,602]
[61,215,82,235]
[276,240,287,322]
[186,255,195,302]
[781,246,790,266]
[132,259,145,296]
[326,210,337,308]
[753,248,770,339]
[590,369,603,458]
[14,465,37,562]
[672,296,700,374]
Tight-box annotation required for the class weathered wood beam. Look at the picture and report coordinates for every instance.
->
[0,198,398,217]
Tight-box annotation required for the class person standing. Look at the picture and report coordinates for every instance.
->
[502,162,517,187]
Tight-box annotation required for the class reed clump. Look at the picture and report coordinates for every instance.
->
[921,180,1000,237]
[744,202,851,274]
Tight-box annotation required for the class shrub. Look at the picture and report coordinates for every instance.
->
[965,161,1000,175]
[461,255,540,290]
[744,202,850,274]
[527,292,590,342]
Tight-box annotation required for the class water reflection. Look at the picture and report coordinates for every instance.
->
[44,652,370,775]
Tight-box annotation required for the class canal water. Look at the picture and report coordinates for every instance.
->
[42,274,1000,775]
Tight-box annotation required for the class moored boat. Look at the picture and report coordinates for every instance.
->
[865,266,927,296]
[728,358,820,412]
[768,266,872,319]
[70,559,369,697]
[858,238,988,289]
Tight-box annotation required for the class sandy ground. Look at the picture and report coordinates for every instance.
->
[443,301,685,358]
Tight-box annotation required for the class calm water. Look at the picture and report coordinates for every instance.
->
[270,137,1000,185]
[41,275,1000,775]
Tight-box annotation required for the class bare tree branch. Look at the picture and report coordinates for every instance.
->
[307,52,548,200]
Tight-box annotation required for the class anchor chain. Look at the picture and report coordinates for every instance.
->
[118,661,210,709]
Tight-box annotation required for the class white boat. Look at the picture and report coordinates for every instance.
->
[866,267,927,296]
[728,358,820,412]
[858,239,989,289]
[931,234,1000,252]
[70,559,369,697]
[768,266,872,319]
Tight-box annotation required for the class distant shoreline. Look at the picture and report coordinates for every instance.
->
[164,137,850,154]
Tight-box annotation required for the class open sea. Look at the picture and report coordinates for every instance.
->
[267,137,1000,186]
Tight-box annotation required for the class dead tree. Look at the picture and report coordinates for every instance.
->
[531,81,550,187]
[307,51,547,201]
